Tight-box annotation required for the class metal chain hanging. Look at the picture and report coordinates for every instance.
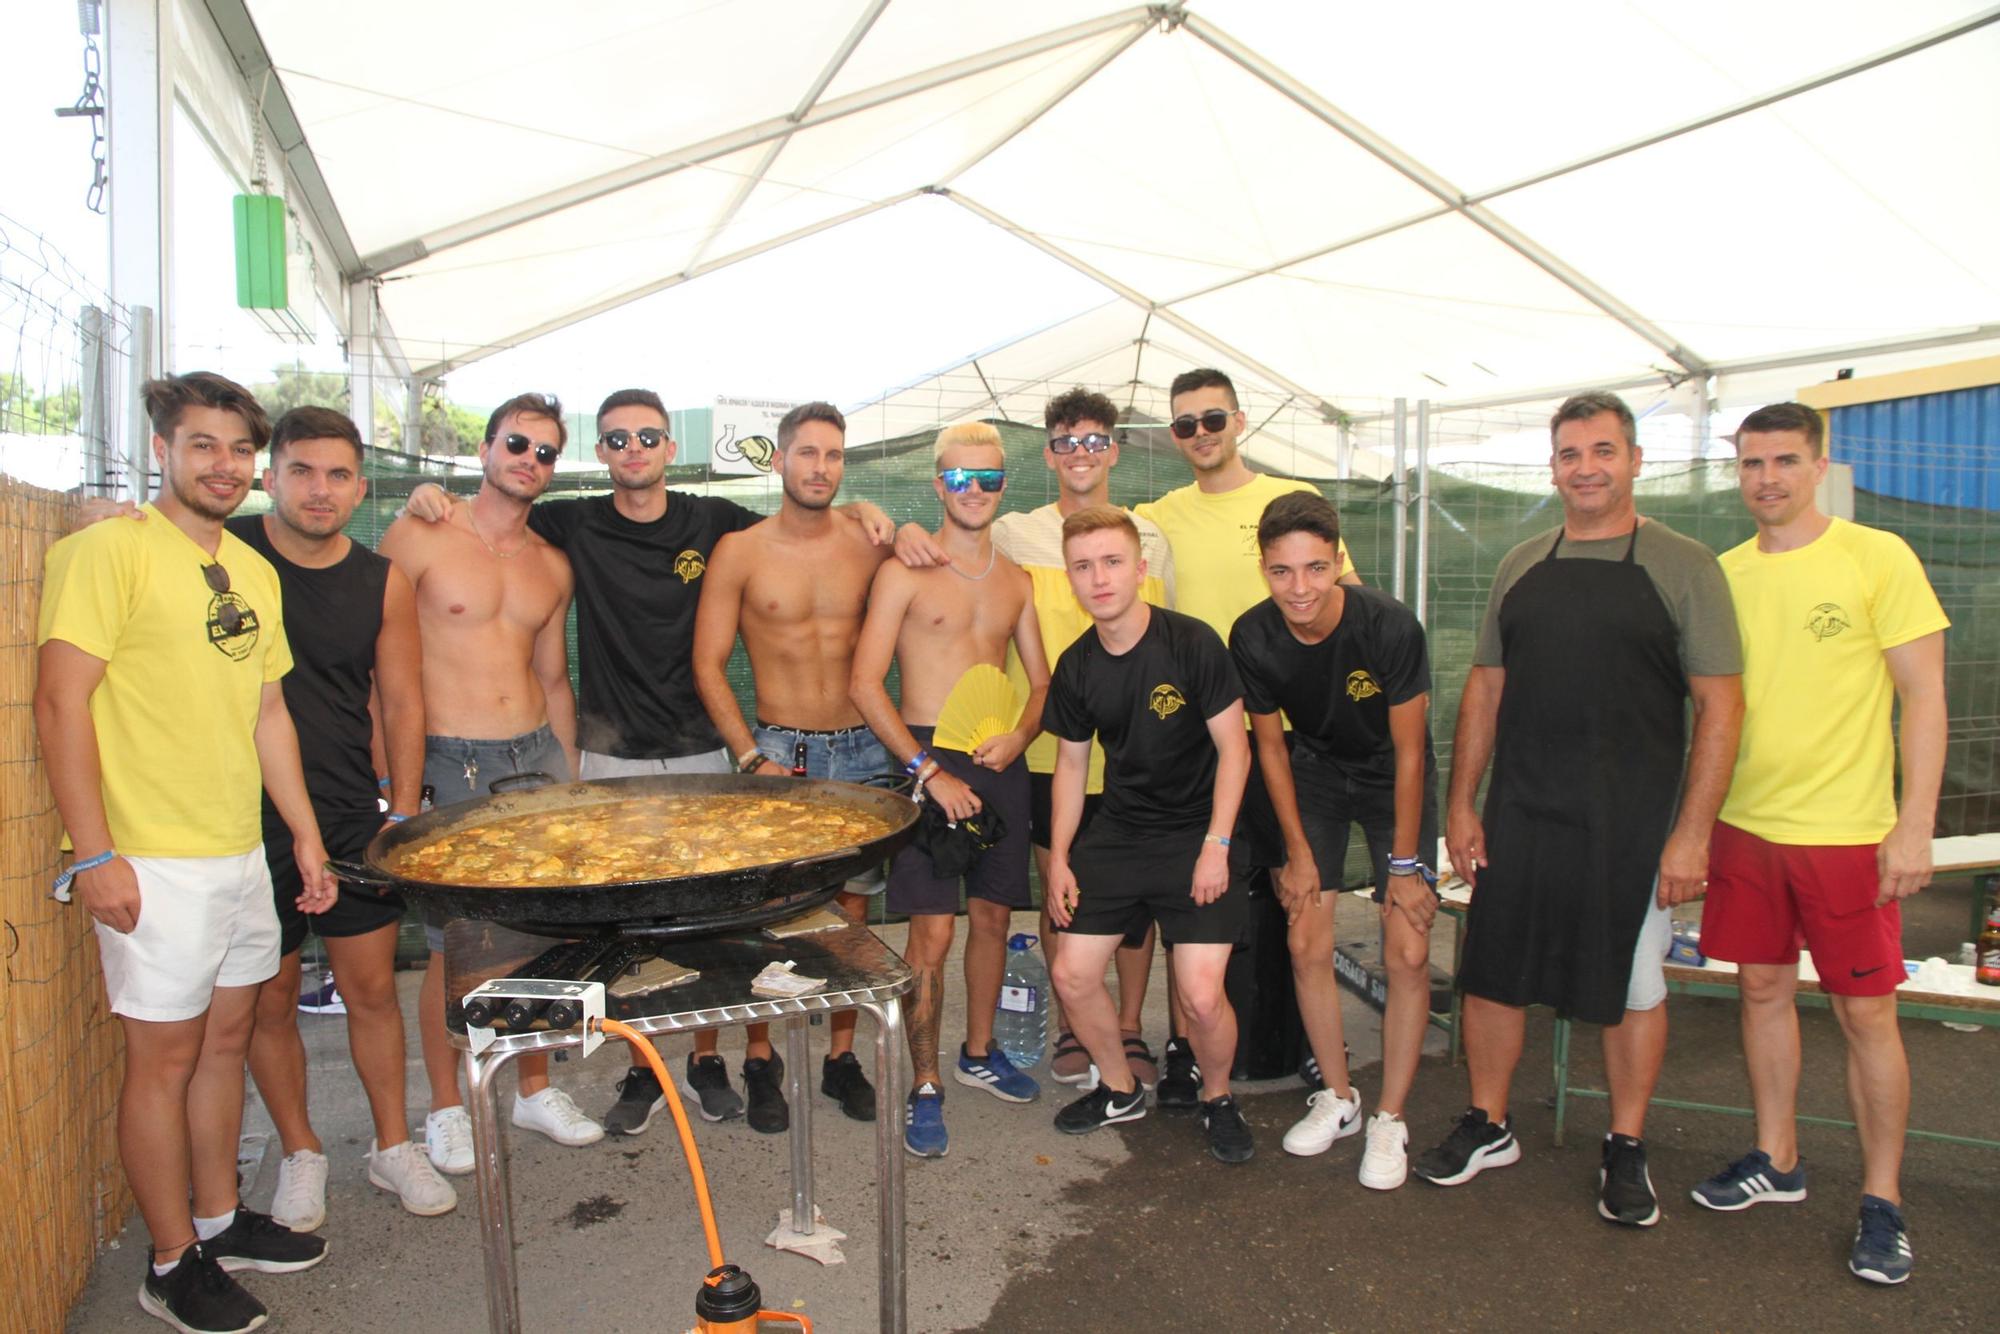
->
[54,0,109,213]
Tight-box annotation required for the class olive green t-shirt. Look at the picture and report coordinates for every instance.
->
[1473,519,1742,677]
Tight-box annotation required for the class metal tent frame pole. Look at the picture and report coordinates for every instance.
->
[1414,399,1430,627]
[1391,398,1408,603]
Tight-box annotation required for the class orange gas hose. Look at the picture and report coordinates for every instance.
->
[597,1017,816,1332]
[600,1017,726,1270]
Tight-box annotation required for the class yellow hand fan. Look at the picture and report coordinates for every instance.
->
[932,663,1024,755]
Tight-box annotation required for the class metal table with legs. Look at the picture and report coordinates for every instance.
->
[443,918,913,1334]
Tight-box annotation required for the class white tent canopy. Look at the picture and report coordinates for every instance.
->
[220,0,1999,444]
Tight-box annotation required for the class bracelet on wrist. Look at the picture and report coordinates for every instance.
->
[52,849,118,902]
[903,748,932,777]
[377,776,392,790]
[736,748,766,773]
[1203,833,1231,849]
[385,813,410,824]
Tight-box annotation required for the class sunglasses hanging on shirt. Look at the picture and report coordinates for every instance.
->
[202,562,244,635]
[502,433,561,465]
[937,468,1006,494]
[1169,409,1233,440]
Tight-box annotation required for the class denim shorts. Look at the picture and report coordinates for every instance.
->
[753,720,892,895]
[422,724,570,950]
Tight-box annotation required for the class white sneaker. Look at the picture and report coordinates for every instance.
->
[1358,1110,1410,1190]
[1281,1086,1364,1157]
[425,1106,475,1176]
[270,1148,328,1231]
[368,1139,458,1217]
[512,1087,605,1147]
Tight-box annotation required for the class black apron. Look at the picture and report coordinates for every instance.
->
[1457,525,1686,1025]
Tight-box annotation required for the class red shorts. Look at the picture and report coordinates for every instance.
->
[1703,822,1903,997]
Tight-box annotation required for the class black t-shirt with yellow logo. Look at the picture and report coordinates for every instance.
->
[1044,606,1244,833]
[1229,585,1434,787]
[530,491,760,759]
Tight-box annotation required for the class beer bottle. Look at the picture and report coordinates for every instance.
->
[1977,885,2000,987]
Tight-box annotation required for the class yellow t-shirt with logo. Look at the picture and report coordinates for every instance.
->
[1717,518,1948,845]
[992,504,1174,786]
[1135,473,1353,641]
[38,504,294,856]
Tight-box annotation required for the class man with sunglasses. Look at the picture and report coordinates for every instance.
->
[405,389,893,1134]
[850,423,1050,1157]
[1135,368,1362,1104]
[992,389,1174,1094]
[37,371,333,1334]
[381,392,605,1171]
[695,401,897,1132]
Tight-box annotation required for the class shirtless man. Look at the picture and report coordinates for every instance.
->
[851,423,1050,1157]
[379,392,604,1172]
[692,401,891,1131]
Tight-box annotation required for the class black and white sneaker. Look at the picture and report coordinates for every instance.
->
[202,1208,327,1275]
[139,1243,268,1333]
[1202,1094,1256,1164]
[606,1062,671,1134]
[1411,1107,1521,1186]
[1156,1037,1201,1112]
[1053,1082,1147,1135]
[674,1056,742,1126]
[1598,1134,1661,1227]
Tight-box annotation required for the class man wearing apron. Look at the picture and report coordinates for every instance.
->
[1415,393,1744,1231]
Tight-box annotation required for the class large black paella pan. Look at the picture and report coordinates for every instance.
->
[328,773,917,938]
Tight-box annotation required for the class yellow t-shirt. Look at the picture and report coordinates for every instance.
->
[1717,518,1948,845]
[38,504,294,856]
[1135,473,1353,641]
[992,504,1173,785]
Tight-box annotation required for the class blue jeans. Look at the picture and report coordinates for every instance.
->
[752,720,893,895]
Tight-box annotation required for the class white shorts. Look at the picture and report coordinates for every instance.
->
[95,850,282,1022]
[578,747,731,779]
[1625,893,1671,1013]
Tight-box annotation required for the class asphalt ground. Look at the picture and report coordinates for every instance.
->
[66,876,1997,1332]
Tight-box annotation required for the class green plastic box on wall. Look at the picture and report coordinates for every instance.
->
[233,194,289,310]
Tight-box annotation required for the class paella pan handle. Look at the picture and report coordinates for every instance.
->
[791,845,864,870]
[325,858,399,888]
[858,773,918,801]
[487,771,557,794]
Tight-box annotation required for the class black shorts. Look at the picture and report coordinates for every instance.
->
[268,813,404,957]
[886,728,1033,916]
[1291,746,1441,904]
[1027,770,1102,850]
[1062,820,1246,947]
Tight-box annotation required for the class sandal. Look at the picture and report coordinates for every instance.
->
[1050,1030,1093,1086]
[1122,1032,1159,1090]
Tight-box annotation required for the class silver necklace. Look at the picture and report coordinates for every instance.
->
[950,547,998,581]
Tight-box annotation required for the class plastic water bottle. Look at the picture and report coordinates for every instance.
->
[992,933,1050,1068]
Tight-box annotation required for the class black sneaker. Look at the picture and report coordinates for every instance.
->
[742,1054,789,1135]
[1598,1134,1661,1227]
[674,1056,743,1126]
[203,1207,327,1274]
[139,1242,268,1333]
[821,1052,877,1122]
[1202,1094,1256,1164]
[1412,1107,1521,1186]
[1157,1037,1201,1112]
[601,1063,666,1135]
[1053,1081,1147,1135]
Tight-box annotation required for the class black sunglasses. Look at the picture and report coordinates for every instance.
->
[599,427,666,452]
[503,433,561,465]
[1169,409,1233,440]
[1049,432,1114,455]
[203,563,244,635]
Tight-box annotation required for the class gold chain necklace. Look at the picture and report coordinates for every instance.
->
[465,508,524,559]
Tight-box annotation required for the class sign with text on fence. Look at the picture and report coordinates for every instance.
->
[710,396,794,476]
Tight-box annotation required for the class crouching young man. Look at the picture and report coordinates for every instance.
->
[1042,506,1256,1163]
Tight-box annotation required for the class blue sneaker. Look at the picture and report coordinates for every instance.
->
[954,1044,1040,1104]
[1849,1195,1912,1285]
[904,1082,948,1159]
[1690,1149,1808,1211]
